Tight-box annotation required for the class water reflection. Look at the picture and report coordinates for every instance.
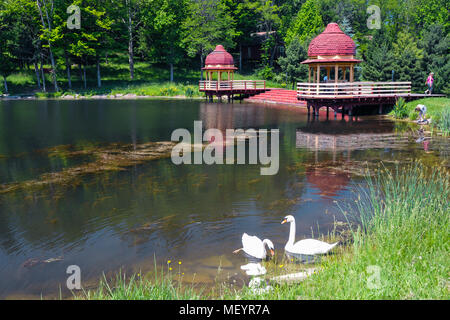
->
[0,99,448,298]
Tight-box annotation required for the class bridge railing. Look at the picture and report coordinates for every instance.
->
[199,80,266,91]
[297,82,411,98]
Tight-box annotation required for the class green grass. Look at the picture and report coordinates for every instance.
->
[389,97,450,134]
[1,58,285,97]
[389,97,449,120]
[83,163,449,300]
[80,268,203,300]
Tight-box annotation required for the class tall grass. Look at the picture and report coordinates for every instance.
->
[81,267,203,300]
[224,163,449,299]
[436,107,450,136]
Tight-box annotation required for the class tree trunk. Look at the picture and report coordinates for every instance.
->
[270,44,277,67]
[34,61,41,89]
[200,54,203,81]
[65,51,72,89]
[97,57,101,88]
[127,1,134,80]
[83,64,87,89]
[170,63,174,82]
[3,76,8,94]
[36,0,59,91]
[239,44,242,73]
[40,56,46,92]
[78,63,83,85]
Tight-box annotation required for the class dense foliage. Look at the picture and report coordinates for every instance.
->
[0,0,448,93]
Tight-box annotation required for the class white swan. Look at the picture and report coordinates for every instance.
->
[240,263,267,276]
[233,233,274,260]
[281,215,338,256]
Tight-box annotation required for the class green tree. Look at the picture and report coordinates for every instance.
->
[182,0,237,80]
[67,0,113,88]
[392,31,424,91]
[223,0,259,72]
[36,0,62,91]
[139,0,187,82]
[278,37,308,89]
[284,0,323,46]
[361,43,394,82]
[420,23,450,94]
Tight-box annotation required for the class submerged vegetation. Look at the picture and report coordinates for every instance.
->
[83,163,449,300]
[0,141,176,194]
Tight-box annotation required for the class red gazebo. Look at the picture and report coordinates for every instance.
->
[301,23,361,83]
[203,45,237,84]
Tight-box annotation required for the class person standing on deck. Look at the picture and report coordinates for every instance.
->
[425,72,434,95]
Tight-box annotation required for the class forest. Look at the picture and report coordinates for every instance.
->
[0,0,448,94]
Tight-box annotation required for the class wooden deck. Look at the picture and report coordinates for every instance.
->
[199,80,267,100]
[297,81,445,116]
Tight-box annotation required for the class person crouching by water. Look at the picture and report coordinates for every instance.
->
[415,104,427,123]
[425,72,434,95]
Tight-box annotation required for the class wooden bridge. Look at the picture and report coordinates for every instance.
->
[297,81,444,116]
[199,80,267,101]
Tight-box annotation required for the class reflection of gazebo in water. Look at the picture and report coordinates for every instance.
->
[306,166,350,198]
[302,23,361,84]
[199,45,267,101]
[296,120,407,161]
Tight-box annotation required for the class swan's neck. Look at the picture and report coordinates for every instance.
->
[287,221,296,247]
[262,239,269,253]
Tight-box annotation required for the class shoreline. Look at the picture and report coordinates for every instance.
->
[0,93,205,101]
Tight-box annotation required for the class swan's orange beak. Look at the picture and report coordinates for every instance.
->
[281,219,287,224]
[270,249,275,256]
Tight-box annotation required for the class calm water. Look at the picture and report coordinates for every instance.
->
[0,99,448,299]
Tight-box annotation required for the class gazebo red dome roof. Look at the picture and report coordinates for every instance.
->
[204,45,235,67]
[308,23,356,56]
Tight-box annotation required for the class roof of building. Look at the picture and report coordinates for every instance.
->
[301,58,362,64]
[307,23,356,57]
[204,45,235,68]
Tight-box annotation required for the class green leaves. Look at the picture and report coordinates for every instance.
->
[182,0,237,59]
[278,37,308,88]
[284,0,323,46]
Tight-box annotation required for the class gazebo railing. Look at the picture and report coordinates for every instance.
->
[297,82,411,98]
[199,80,266,91]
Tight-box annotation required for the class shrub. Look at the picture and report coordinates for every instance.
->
[392,97,408,119]
[257,66,275,80]
[184,86,195,98]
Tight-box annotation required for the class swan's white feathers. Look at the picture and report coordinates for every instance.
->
[242,233,266,259]
[286,239,339,255]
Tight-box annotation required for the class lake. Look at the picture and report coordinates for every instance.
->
[0,99,448,299]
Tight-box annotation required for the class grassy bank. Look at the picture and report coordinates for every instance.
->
[82,163,449,300]
[0,61,284,98]
[390,97,450,135]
